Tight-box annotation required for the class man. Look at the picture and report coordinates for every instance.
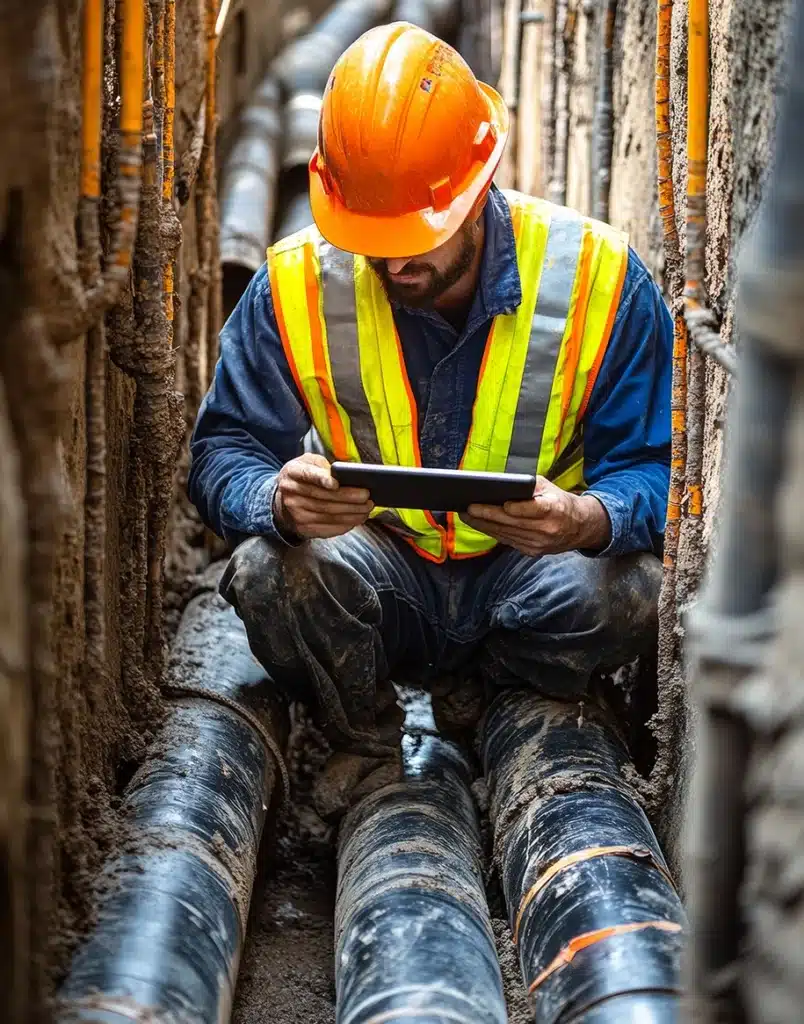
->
[189,23,671,818]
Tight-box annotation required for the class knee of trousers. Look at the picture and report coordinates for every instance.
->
[562,552,663,637]
[504,551,663,638]
[220,534,380,626]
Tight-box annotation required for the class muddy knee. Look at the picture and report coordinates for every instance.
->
[221,534,383,630]
[220,535,287,619]
[606,552,663,637]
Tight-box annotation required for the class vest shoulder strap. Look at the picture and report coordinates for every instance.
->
[268,222,321,258]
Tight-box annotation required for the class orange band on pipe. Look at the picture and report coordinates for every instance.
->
[121,0,146,136]
[527,920,683,994]
[513,845,676,945]
[81,0,103,199]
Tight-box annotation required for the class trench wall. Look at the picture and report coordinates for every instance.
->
[499,0,793,865]
[0,2,319,1020]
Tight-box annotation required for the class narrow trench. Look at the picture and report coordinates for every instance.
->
[231,711,531,1024]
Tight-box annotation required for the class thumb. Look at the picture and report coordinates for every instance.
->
[302,452,338,489]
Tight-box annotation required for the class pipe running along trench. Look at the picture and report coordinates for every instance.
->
[335,689,507,1024]
[482,690,686,1023]
[58,569,289,1023]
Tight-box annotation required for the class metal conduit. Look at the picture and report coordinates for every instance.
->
[393,0,460,36]
[58,572,288,1023]
[335,690,507,1024]
[275,0,392,96]
[220,76,282,317]
[482,690,686,1024]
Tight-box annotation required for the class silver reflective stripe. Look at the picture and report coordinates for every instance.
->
[320,241,382,464]
[505,212,586,475]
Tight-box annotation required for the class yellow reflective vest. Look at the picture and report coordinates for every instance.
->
[267,190,629,563]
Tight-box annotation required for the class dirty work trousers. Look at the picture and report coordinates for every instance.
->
[220,523,662,758]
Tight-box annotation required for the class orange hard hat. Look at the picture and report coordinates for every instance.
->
[309,22,509,258]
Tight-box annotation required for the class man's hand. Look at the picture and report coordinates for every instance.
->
[273,454,374,540]
[464,476,611,557]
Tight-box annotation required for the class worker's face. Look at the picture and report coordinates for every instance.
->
[369,216,481,308]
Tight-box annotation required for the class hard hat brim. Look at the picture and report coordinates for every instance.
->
[309,83,510,259]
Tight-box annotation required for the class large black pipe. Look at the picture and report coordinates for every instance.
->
[482,690,686,1024]
[220,75,282,318]
[274,173,314,241]
[335,690,507,1024]
[58,572,288,1023]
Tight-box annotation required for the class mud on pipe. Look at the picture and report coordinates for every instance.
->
[335,690,507,1024]
[482,690,686,1023]
[58,570,288,1023]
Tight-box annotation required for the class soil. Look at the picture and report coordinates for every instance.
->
[232,709,534,1024]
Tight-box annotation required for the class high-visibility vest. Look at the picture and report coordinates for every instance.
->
[267,190,629,563]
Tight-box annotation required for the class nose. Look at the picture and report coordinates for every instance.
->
[385,257,412,275]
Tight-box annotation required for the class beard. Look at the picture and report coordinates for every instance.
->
[369,222,479,309]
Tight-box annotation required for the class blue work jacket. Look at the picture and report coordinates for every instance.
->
[189,186,673,557]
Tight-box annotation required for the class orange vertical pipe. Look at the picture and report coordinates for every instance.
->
[684,0,710,520]
[685,0,710,249]
[81,0,104,200]
[121,0,146,138]
[655,0,689,563]
[163,0,176,322]
[162,0,176,203]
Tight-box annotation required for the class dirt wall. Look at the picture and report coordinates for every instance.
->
[504,0,793,869]
[0,2,306,1020]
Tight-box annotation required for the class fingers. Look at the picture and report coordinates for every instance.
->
[284,471,370,506]
[462,513,554,557]
[286,456,338,491]
[467,493,556,523]
[291,496,374,518]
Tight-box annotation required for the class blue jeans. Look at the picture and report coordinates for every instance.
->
[220,524,662,756]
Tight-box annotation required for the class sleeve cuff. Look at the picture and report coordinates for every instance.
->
[578,489,631,557]
[221,473,303,548]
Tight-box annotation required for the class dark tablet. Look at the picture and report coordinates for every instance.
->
[330,462,536,513]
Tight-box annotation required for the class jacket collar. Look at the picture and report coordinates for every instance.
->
[478,184,523,318]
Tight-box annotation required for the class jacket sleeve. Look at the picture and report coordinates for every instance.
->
[188,263,311,546]
[581,249,673,558]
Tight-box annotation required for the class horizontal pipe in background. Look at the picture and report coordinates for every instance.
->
[393,0,460,36]
[335,690,507,1024]
[58,571,288,1024]
[274,0,392,96]
[483,690,686,1024]
[273,180,314,241]
[220,76,282,316]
